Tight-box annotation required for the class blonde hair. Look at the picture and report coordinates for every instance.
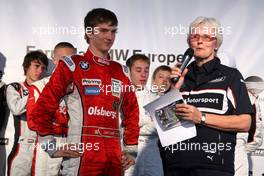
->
[188,16,223,50]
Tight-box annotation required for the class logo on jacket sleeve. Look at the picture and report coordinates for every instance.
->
[63,56,75,72]
[79,61,90,70]
[122,65,129,75]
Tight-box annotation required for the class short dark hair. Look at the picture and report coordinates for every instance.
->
[152,65,171,81]
[54,42,75,51]
[126,54,150,70]
[84,8,118,43]
[22,51,49,75]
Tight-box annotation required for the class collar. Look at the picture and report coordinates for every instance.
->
[184,57,222,88]
[24,80,31,88]
[84,49,111,66]
[193,57,221,75]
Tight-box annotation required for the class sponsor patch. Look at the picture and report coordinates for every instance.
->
[82,79,102,86]
[88,106,116,119]
[84,86,100,95]
[79,61,90,70]
[63,56,75,72]
[209,76,226,83]
[183,93,224,110]
[23,89,29,96]
[122,65,130,79]
[111,78,122,98]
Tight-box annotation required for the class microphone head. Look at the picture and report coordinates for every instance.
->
[170,48,194,85]
[184,48,194,58]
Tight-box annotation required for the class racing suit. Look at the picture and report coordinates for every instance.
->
[0,81,10,176]
[125,89,163,176]
[248,92,264,175]
[234,92,263,176]
[6,81,36,176]
[27,77,69,176]
[30,49,139,176]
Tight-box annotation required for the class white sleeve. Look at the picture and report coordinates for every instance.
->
[246,100,263,153]
[6,84,28,116]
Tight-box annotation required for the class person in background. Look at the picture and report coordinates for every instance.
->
[125,54,164,176]
[246,77,264,176]
[151,65,172,176]
[168,16,254,176]
[217,52,263,176]
[6,51,48,176]
[151,65,172,95]
[27,42,76,176]
[0,52,10,176]
[234,76,263,176]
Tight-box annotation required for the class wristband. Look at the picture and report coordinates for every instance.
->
[201,112,206,126]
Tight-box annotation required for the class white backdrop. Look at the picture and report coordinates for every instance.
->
[1,0,264,175]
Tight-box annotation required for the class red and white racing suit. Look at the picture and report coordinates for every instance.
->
[125,89,163,176]
[235,92,263,176]
[27,77,69,176]
[30,49,139,176]
[6,81,36,176]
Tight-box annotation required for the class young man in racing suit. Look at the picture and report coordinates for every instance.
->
[29,8,139,176]
[124,54,164,176]
[26,42,76,176]
[6,51,48,176]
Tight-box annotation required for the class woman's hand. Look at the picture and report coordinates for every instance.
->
[170,64,188,89]
[175,103,202,124]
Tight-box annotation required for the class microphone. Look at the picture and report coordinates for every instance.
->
[171,48,194,84]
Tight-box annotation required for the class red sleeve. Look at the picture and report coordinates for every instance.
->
[26,85,39,131]
[121,83,139,145]
[30,61,73,136]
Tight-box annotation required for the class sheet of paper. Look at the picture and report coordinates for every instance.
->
[144,89,197,147]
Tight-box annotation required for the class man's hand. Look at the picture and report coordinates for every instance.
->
[52,143,83,158]
[121,151,135,170]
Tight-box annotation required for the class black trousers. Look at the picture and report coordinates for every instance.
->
[165,167,234,176]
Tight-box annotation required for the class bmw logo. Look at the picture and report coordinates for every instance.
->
[79,61,90,70]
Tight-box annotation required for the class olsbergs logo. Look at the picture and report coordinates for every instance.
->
[88,106,117,119]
